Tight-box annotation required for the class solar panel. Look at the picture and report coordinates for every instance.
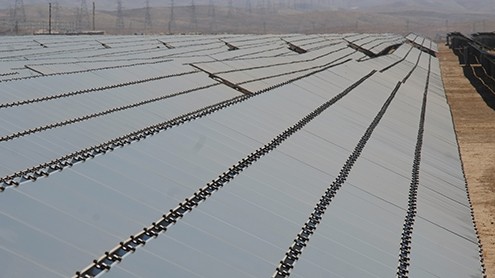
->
[0,33,485,278]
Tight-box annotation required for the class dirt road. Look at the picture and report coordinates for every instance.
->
[439,44,495,278]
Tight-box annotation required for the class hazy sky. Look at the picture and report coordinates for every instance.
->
[0,0,491,13]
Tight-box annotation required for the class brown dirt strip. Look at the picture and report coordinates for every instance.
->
[439,44,495,278]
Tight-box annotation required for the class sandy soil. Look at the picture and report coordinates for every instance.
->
[439,44,495,278]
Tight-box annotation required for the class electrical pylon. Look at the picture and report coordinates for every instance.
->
[190,0,198,31]
[145,0,152,30]
[168,0,175,34]
[116,0,125,33]
[13,0,26,23]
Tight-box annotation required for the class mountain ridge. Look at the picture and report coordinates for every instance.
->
[0,0,493,13]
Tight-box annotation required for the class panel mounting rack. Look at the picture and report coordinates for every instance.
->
[344,39,377,58]
[281,38,308,54]
[157,39,175,49]
[406,39,436,57]
[33,40,48,48]
[95,40,111,49]
[189,64,252,95]
[219,39,239,51]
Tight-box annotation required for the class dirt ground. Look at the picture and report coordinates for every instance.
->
[439,44,495,278]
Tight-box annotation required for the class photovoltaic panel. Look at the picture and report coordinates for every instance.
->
[0,33,485,278]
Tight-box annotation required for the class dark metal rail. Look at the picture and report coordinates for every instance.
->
[396,43,431,278]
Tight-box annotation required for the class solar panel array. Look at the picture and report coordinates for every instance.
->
[0,33,485,278]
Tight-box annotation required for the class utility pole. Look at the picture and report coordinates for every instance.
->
[92,1,96,31]
[116,0,124,33]
[75,4,81,31]
[48,3,52,34]
[168,0,175,34]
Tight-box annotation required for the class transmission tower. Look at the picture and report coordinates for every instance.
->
[75,0,90,31]
[266,0,273,12]
[256,0,266,13]
[80,0,90,29]
[208,0,215,18]
[116,0,125,33]
[207,0,216,33]
[190,0,198,31]
[228,0,234,17]
[8,5,14,33]
[9,0,26,34]
[144,0,152,30]
[12,0,26,24]
[168,0,176,34]
[275,0,283,9]
[245,0,252,14]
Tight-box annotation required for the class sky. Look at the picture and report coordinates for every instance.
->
[0,0,492,13]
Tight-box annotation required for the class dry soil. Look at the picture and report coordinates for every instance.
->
[439,44,495,278]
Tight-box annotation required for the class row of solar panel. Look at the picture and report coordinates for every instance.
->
[1,33,480,278]
[0,33,425,81]
[0,35,422,179]
[0,48,415,278]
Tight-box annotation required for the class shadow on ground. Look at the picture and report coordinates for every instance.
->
[452,48,495,111]
[462,66,495,111]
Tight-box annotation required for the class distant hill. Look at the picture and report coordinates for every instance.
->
[0,0,494,12]
[0,0,493,37]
